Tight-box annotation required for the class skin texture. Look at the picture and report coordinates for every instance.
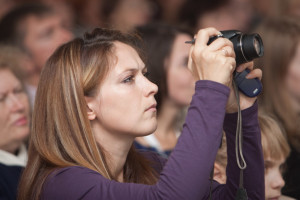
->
[0,69,30,154]
[265,157,286,200]
[86,42,158,181]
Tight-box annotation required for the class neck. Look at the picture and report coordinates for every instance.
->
[91,121,133,182]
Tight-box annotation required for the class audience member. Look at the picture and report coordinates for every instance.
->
[213,112,294,199]
[0,45,30,200]
[253,17,300,199]
[179,0,254,33]
[153,0,188,25]
[17,27,264,199]
[133,23,195,158]
[100,0,156,33]
[0,2,73,107]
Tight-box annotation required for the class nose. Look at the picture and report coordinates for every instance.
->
[272,171,285,190]
[143,76,158,97]
[8,93,26,112]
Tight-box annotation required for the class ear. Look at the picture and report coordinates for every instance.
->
[85,96,97,121]
[213,162,227,184]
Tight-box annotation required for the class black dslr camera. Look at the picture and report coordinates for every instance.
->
[188,30,264,97]
[209,30,264,97]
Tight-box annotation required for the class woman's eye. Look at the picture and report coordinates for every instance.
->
[14,88,24,94]
[0,96,5,102]
[123,75,134,83]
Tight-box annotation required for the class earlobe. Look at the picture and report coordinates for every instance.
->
[87,106,96,120]
[213,163,226,184]
[85,97,97,121]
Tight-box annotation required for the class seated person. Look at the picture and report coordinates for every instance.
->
[0,45,30,200]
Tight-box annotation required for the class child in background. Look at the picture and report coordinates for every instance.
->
[213,111,294,200]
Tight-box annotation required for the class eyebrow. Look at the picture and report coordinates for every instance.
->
[121,66,147,73]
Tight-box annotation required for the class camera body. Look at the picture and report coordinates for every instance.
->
[208,30,264,97]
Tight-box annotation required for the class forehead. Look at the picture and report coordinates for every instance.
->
[111,41,144,72]
[0,69,19,91]
[22,13,59,33]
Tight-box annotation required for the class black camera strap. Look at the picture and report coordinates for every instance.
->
[233,81,248,200]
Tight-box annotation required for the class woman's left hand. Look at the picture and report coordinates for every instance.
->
[226,61,262,113]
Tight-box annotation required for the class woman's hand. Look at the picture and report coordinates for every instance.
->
[188,27,236,87]
[226,62,263,113]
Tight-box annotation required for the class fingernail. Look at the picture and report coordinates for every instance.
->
[236,66,243,72]
[246,74,253,79]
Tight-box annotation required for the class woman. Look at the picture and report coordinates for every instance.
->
[134,23,195,157]
[18,27,264,199]
[0,45,30,200]
[254,16,300,199]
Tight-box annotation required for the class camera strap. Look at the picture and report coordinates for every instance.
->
[233,81,248,200]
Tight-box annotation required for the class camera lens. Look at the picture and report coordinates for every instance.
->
[241,33,264,63]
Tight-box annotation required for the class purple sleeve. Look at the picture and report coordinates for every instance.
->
[207,102,265,199]
[42,80,232,200]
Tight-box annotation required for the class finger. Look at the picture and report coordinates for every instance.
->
[226,57,237,73]
[194,27,222,48]
[187,45,194,72]
[236,61,254,72]
[245,68,262,80]
[207,38,233,52]
[220,46,235,58]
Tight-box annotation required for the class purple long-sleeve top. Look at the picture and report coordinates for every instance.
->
[41,80,264,199]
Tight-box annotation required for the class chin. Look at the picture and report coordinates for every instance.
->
[140,123,157,137]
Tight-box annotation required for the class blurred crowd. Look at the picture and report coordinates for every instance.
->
[0,0,300,199]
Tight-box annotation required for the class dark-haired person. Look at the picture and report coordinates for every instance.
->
[0,2,73,107]
[18,27,264,199]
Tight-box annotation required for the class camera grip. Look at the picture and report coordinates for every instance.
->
[234,69,262,97]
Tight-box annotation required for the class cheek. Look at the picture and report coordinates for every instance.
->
[167,68,195,106]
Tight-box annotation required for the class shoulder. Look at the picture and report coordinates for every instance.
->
[41,166,107,199]
[138,150,167,173]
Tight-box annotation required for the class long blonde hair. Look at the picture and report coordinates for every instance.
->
[18,28,158,200]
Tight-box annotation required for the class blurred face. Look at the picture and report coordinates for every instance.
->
[264,157,286,200]
[111,0,154,31]
[0,69,30,153]
[197,0,253,32]
[167,34,195,106]
[285,43,300,102]
[23,14,73,71]
[92,42,158,138]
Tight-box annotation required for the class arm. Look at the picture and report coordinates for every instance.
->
[207,102,264,199]
[42,80,230,200]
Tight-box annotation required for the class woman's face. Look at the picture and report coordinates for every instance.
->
[285,43,300,102]
[0,69,30,153]
[91,42,158,138]
[264,157,286,200]
[166,34,195,106]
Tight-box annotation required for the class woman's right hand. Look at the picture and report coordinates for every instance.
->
[188,27,236,87]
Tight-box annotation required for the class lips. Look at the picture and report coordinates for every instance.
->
[145,103,157,112]
[14,116,28,126]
